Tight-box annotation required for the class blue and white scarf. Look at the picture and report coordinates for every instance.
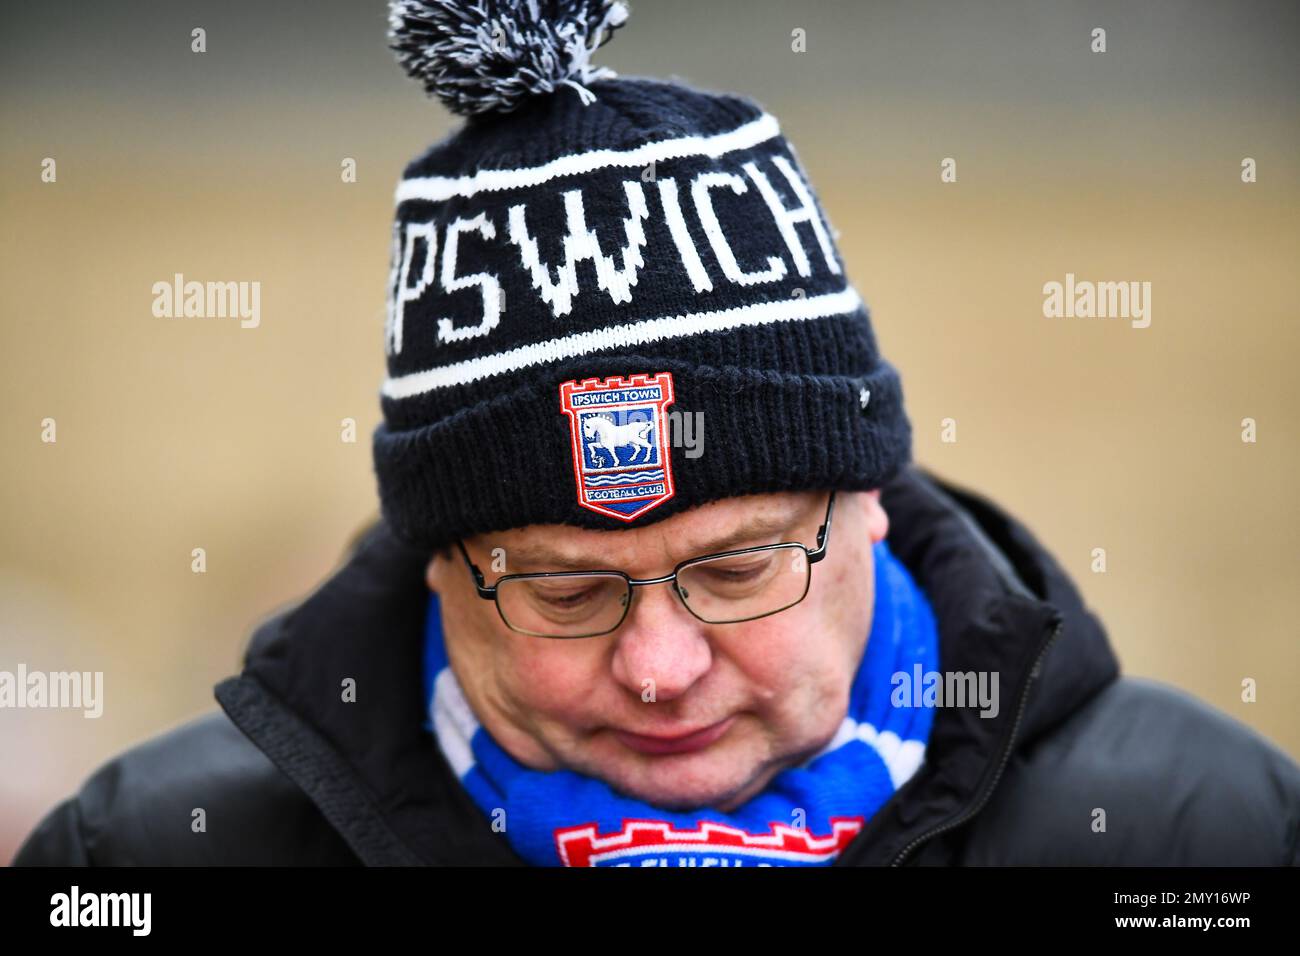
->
[422,537,939,866]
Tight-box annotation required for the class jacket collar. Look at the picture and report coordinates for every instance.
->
[215,465,1118,865]
[836,469,1118,864]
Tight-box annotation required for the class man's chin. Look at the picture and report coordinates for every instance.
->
[612,778,749,813]
[553,723,781,811]
[596,753,774,813]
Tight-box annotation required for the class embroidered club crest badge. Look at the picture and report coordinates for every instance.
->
[558,372,676,521]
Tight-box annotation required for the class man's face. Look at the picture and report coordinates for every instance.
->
[426,489,889,811]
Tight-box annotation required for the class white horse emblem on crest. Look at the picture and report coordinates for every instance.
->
[582,414,656,466]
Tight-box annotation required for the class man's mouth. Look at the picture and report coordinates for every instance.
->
[612,715,736,756]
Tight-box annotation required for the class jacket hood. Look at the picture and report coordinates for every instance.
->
[214,464,1119,865]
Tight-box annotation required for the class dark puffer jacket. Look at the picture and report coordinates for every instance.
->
[13,467,1300,865]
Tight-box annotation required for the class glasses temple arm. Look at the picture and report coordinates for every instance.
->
[455,539,497,599]
[808,491,837,561]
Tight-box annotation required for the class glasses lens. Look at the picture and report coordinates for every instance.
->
[675,544,811,624]
[496,572,631,638]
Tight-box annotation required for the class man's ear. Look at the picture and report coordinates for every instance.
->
[864,489,889,544]
[425,550,444,595]
[427,542,460,594]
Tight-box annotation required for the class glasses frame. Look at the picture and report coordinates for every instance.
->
[454,490,837,638]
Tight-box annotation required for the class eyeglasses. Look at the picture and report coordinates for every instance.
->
[454,491,837,639]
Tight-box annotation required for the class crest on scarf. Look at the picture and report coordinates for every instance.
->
[554,817,865,867]
[559,372,676,521]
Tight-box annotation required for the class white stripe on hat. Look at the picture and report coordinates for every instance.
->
[395,113,783,204]
[382,284,862,397]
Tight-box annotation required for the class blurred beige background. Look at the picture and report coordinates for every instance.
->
[2,0,1297,862]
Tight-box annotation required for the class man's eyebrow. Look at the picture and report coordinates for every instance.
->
[497,505,807,571]
[497,547,615,571]
[681,511,802,555]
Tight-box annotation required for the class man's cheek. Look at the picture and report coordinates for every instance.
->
[724,624,814,696]
[504,654,599,716]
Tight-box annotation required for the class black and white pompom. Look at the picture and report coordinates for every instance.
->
[388,0,630,117]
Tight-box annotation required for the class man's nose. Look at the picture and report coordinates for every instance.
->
[609,581,713,703]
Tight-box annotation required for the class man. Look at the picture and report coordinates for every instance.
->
[14,0,1299,867]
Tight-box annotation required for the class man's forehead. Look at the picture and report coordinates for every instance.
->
[469,491,821,571]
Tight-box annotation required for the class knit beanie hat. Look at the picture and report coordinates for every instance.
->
[374,0,912,553]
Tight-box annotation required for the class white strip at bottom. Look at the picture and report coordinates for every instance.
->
[383,285,863,398]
